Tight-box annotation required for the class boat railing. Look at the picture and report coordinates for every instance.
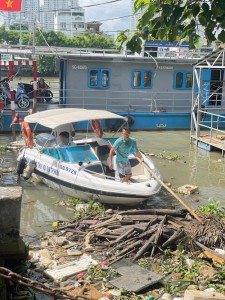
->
[55,89,193,112]
[196,109,225,144]
[0,44,212,60]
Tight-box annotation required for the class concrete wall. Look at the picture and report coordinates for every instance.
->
[0,186,26,258]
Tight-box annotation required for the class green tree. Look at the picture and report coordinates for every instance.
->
[116,0,225,52]
[35,30,70,47]
[37,56,58,76]
[10,24,29,31]
[0,24,20,44]
[4,30,20,45]
[0,24,7,43]
[0,26,115,75]
[71,32,114,48]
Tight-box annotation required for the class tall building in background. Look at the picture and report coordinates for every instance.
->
[130,0,142,32]
[40,0,81,31]
[3,0,40,30]
[54,7,85,37]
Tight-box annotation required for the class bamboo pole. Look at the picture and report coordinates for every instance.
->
[136,157,202,223]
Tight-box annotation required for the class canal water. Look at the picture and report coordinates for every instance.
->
[1,130,225,239]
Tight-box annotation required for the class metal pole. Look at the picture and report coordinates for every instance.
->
[32,18,36,54]
[32,61,37,114]
[9,61,16,140]
[19,12,23,47]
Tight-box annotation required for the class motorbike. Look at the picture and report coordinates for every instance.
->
[23,81,53,103]
[0,78,30,109]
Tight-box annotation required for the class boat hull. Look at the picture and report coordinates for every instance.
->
[19,148,162,206]
[33,168,161,205]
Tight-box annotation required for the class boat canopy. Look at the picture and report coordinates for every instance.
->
[24,109,126,129]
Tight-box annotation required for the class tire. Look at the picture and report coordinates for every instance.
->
[45,90,53,102]
[17,97,30,109]
[105,118,125,132]
[16,157,26,175]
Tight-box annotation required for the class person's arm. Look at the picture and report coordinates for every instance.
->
[135,148,144,162]
[109,146,116,170]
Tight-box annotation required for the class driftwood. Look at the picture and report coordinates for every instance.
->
[111,228,136,245]
[118,209,187,217]
[195,241,225,260]
[161,229,185,249]
[44,208,198,262]
[132,232,157,261]
[151,216,167,257]
[118,240,143,257]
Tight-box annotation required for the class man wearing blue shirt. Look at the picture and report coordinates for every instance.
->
[108,127,144,182]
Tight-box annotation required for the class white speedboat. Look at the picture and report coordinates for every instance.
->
[17,108,162,205]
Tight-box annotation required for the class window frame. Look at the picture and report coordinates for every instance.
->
[131,69,153,89]
[173,70,193,90]
[88,68,110,89]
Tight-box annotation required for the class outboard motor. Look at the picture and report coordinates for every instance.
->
[23,161,36,180]
[16,157,27,175]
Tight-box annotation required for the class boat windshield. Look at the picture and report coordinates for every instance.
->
[59,145,98,163]
[42,145,98,163]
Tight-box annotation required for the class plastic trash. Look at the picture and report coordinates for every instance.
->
[158,293,172,300]
[52,221,59,228]
[204,287,216,292]
[215,248,225,255]
[67,248,82,256]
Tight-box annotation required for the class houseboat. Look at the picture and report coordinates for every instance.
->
[1,46,224,132]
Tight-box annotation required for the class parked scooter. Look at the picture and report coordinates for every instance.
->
[15,83,31,109]
[23,80,53,103]
[0,78,30,109]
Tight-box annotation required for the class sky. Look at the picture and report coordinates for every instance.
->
[82,0,131,36]
[0,0,132,37]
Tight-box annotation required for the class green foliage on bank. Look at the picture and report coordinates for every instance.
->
[0,25,115,76]
[198,199,225,217]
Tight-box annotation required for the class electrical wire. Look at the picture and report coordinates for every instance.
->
[80,0,122,8]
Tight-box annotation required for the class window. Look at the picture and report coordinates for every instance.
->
[88,69,110,89]
[131,70,153,89]
[174,71,193,89]
[60,22,66,29]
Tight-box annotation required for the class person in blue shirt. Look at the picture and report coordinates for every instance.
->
[108,127,144,182]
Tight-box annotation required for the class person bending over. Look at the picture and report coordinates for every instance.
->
[58,131,70,146]
[108,127,144,182]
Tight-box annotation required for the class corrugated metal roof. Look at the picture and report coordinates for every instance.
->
[194,48,225,68]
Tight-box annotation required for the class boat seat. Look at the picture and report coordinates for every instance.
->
[131,163,146,176]
[131,174,149,183]
[95,145,110,159]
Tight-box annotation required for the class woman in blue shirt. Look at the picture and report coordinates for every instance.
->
[108,127,144,182]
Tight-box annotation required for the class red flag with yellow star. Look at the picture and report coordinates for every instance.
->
[0,0,22,11]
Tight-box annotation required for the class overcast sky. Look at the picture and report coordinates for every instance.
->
[82,0,131,36]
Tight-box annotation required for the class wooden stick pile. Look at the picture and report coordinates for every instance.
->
[73,209,192,261]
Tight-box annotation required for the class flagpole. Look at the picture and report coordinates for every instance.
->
[32,17,36,54]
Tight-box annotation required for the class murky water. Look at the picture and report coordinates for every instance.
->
[1,130,225,239]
